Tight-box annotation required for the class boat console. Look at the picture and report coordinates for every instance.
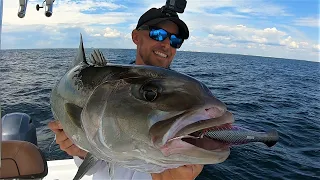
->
[0,141,48,179]
[1,113,48,179]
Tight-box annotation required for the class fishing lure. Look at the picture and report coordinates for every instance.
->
[201,125,279,147]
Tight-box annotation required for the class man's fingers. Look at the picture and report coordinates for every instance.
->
[48,120,63,133]
[48,120,88,158]
[55,130,69,143]
[68,145,81,156]
[59,139,74,151]
[65,145,86,157]
[59,141,80,157]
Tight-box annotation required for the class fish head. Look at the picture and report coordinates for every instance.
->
[81,65,233,166]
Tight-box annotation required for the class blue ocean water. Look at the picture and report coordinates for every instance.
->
[0,49,319,179]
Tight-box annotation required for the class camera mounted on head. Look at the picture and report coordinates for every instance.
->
[160,0,187,17]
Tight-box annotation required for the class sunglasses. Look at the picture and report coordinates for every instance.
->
[137,25,184,49]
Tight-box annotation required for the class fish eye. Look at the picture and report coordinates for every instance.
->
[142,86,158,102]
[140,82,161,102]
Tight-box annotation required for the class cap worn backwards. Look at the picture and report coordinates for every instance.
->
[136,8,189,39]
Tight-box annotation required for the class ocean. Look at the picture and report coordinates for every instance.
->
[0,48,319,180]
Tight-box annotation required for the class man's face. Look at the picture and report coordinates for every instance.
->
[133,20,179,68]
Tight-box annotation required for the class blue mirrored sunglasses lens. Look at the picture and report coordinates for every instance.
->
[170,35,183,48]
[150,29,168,41]
[149,29,183,48]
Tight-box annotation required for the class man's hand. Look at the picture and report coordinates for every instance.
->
[48,120,87,159]
[151,164,204,180]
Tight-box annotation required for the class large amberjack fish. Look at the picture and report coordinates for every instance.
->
[50,35,279,180]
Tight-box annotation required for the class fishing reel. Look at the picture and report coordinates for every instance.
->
[17,0,55,18]
[160,0,187,16]
[36,0,55,17]
[17,0,28,18]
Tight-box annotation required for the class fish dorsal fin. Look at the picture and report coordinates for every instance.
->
[73,153,99,180]
[70,33,88,69]
[65,103,83,129]
[88,49,109,67]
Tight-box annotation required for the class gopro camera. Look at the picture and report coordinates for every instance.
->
[161,0,187,15]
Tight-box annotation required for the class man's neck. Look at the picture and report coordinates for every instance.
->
[135,57,145,65]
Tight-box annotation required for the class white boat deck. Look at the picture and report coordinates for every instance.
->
[44,159,92,180]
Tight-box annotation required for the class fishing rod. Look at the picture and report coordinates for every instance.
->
[17,0,55,18]
[17,0,187,19]
[0,0,55,49]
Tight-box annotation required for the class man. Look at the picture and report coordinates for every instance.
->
[48,7,204,180]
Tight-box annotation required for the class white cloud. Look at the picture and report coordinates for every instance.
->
[234,1,290,16]
[103,27,121,38]
[84,27,102,37]
[252,35,267,44]
[247,45,254,49]
[312,44,320,52]
[228,44,237,48]
[36,40,53,46]
[144,0,288,16]
[280,36,299,49]
[180,24,318,61]
[293,17,320,27]
[300,42,309,47]
[124,33,132,40]
[207,25,288,46]
[84,26,122,38]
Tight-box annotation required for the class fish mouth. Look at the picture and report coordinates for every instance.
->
[179,123,233,151]
[149,106,234,156]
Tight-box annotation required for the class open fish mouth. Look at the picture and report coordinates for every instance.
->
[166,111,234,151]
[150,107,235,155]
[155,109,279,155]
[179,123,233,151]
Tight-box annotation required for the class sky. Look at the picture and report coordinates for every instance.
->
[1,0,319,62]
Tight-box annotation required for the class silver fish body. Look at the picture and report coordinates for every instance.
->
[50,35,234,179]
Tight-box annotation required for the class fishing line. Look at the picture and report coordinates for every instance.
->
[37,125,57,153]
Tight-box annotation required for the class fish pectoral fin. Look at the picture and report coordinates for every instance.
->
[65,103,83,129]
[108,162,115,179]
[89,49,109,66]
[73,153,99,180]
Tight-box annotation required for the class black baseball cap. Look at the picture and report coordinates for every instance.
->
[136,8,189,39]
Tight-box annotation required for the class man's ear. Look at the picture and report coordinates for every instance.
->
[132,29,139,45]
